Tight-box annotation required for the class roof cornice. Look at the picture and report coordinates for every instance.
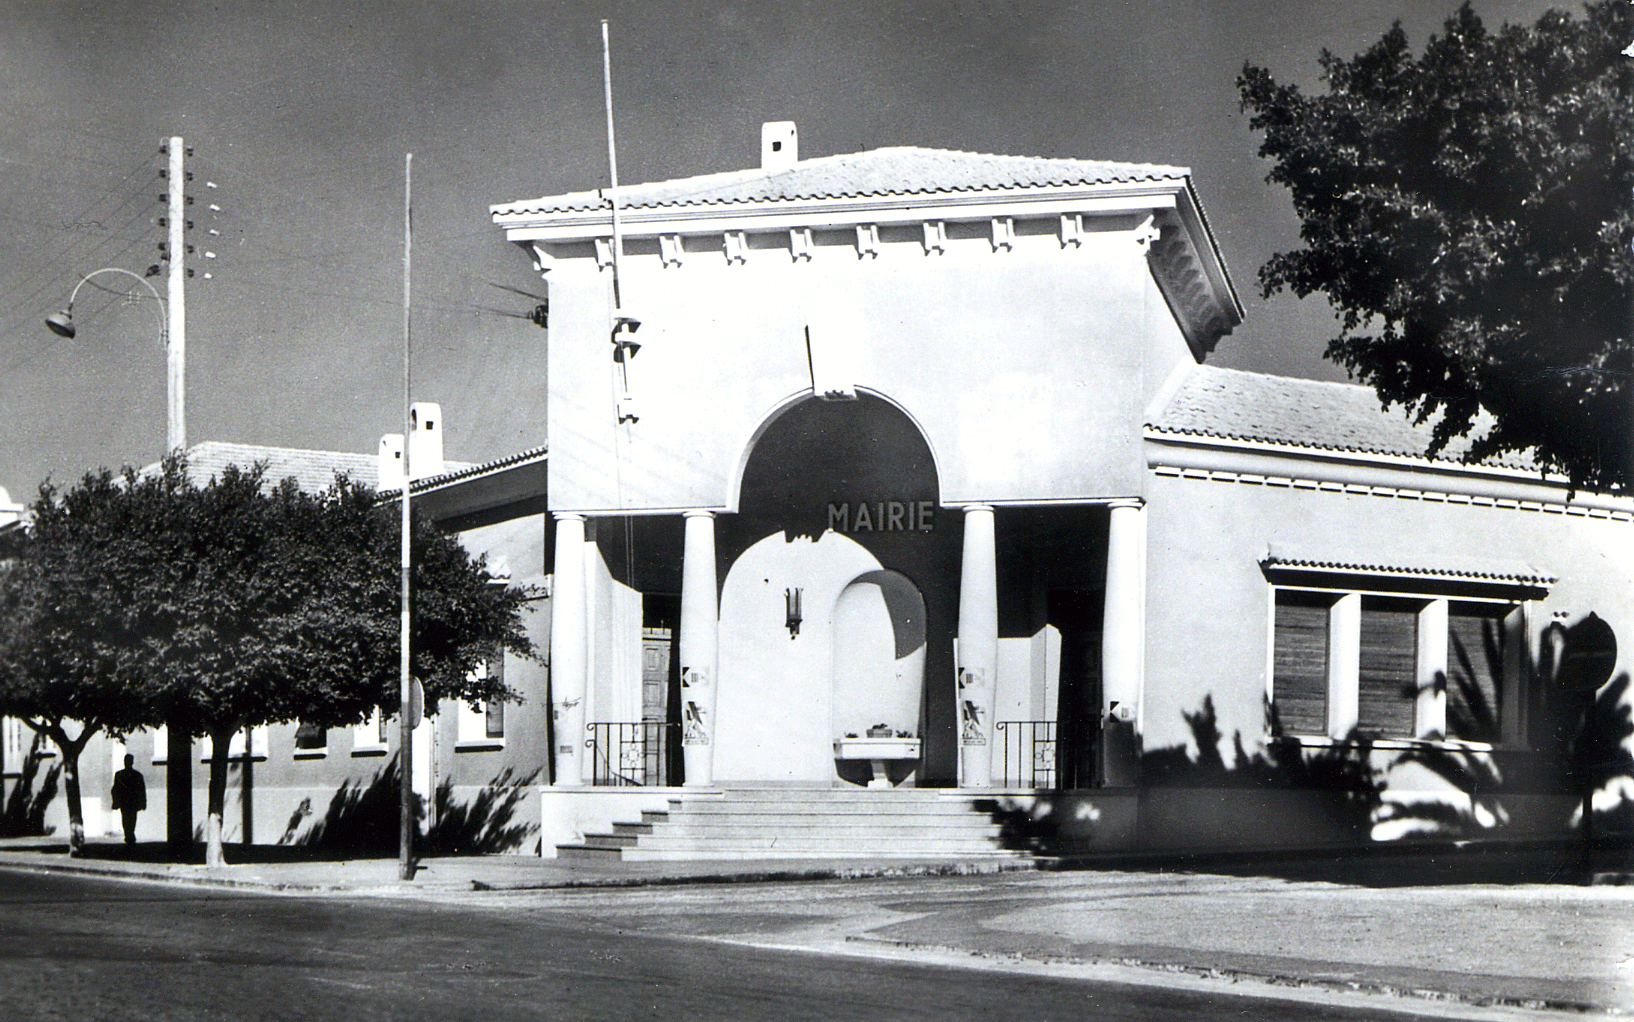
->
[1145,428,1632,519]
[495,167,1242,356]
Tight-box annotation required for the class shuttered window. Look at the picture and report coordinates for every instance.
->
[293,721,327,751]
[1273,590,1332,735]
[1447,603,1506,743]
[1358,596,1420,738]
[1272,585,1521,744]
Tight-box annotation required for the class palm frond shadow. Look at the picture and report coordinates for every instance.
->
[0,734,59,837]
[284,755,540,856]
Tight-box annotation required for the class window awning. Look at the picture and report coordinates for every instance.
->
[1261,544,1555,592]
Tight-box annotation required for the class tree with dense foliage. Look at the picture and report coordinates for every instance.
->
[0,478,160,854]
[0,455,534,865]
[1239,1,1633,490]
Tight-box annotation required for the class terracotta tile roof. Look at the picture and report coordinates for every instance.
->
[1262,545,1555,587]
[492,147,1189,217]
[1148,365,1537,471]
[386,445,548,497]
[163,442,380,494]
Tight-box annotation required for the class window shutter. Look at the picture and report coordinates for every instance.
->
[1359,596,1419,737]
[1273,591,1330,735]
[293,721,327,750]
[1448,603,1506,742]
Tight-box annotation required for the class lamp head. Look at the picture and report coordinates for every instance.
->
[611,315,642,362]
[44,310,75,339]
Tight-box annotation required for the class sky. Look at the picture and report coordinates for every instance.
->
[0,0,1583,502]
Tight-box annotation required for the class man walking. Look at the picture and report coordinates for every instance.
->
[110,754,146,845]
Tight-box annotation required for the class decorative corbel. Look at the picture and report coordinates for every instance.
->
[855,224,880,259]
[1059,214,1083,249]
[659,234,684,268]
[922,221,946,255]
[1134,214,1162,253]
[789,227,813,262]
[990,217,1014,253]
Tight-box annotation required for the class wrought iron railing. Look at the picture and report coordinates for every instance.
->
[585,721,681,787]
[995,720,1058,790]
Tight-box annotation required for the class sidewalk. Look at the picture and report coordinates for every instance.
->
[2,836,1630,1015]
[0,835,1041,892]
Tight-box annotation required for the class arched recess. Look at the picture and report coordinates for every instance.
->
[831,569,927,741]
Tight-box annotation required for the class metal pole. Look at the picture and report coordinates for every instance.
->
[398,153,415,882]
[166,136,186,453]
[166,135,191,855]
[601,20,623,313]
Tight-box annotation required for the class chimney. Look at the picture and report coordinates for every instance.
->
[378,434,405,491]
[408,402,444,480]
[377,401,445,490]
[761,122,797,170]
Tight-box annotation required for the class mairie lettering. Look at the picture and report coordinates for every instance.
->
[826,500,934,533]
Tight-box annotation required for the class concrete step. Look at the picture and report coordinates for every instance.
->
[646,820,1004,838]
[561,787,1029,863]
[665,802,989,816]
[619,845,1029,862]
[633,834,1011,852]
[555,842,624,862]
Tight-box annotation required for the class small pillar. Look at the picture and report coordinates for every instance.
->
[549,514,588,786]
[957,504,998,788]
[1100,499,1146,786]
[680,511,719,787]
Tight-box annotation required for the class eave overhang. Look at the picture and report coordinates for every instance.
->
[1145,427,1634,519]
[378,446,547,533]
[494,175,1242,358]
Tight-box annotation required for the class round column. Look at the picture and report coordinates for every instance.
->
[957,504,997,788]
[1100,498,1146,786]
[679,511,719,787]
[549,514,588,786]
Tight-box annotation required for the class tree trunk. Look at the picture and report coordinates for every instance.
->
[204,725,234,868]
[40,722,94,858]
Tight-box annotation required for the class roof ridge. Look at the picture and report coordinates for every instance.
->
[493,146,1191,217]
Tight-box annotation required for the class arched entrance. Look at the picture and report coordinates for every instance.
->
[711,393,960,785]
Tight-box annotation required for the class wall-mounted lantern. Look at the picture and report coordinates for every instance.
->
[785,587,803,638]
[611,315,641,423]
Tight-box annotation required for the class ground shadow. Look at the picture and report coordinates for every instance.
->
[0,735,59,837]
[286,756,540,857]
[978,697,1385,858]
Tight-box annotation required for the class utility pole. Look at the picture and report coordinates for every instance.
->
[166,136,186,453]
[399,153,415,882]
[163,135,192,856]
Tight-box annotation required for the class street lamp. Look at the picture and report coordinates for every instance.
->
[45,266,182,453]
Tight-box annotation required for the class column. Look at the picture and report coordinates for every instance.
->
[1100,499,1146,786]
[549,514,588,786]
[679,511,719,787]
[957,504,997,788]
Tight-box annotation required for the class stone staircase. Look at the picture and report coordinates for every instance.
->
[555,787,1028,862]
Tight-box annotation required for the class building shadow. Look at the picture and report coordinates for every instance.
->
[976,697,1385,859]
[286,756,540,857]
[977,610,1634,884]
[1385,613,1633,866]
[0,734,59,838]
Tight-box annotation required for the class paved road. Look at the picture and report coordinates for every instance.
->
[0,870,1483,1022]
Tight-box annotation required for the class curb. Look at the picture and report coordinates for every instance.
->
[0,852,1042,895]
[469,857,1043,891]
[845,934,1600,1016]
